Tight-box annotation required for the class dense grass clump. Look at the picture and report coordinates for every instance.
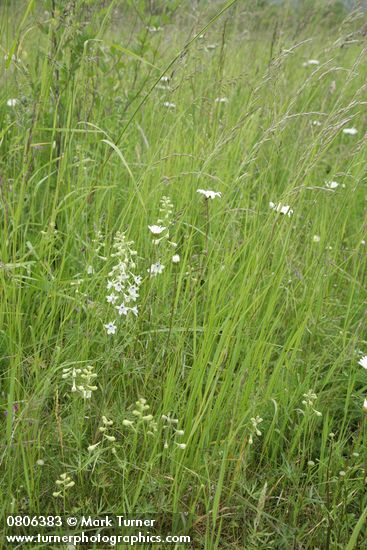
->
[1,1,367,548]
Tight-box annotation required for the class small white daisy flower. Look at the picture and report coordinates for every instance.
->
[172,254,180,263]
[197,189,222,200]
[343,127,358,135]
[104,321,117,335]
[148,225,167,235]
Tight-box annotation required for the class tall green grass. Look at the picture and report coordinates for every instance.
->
[1,0,367,548]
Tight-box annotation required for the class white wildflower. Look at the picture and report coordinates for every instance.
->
[106,293,118,304]
[148,225,167,235]
[358,356,367,369]
[197,189,222,200]
[325,181,339,189]
[148,262,165,276]
[313,235,321,243]
[269,202,293,217]
[7,98,18,107]
[172,254,180,263]
[215,97,228,104]
[302,59,320,67]
[104,321,117,335]
[88,442,101,452]
[163,102,176,109]
[130,306,138,316]
[343,128,358,135]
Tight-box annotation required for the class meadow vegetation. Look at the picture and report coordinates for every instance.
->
[1,0,367,548]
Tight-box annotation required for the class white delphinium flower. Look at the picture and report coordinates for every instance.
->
[215,97,228,104]
[52,473,75,497]
[269,202,293,217]
[302,59,320,67]
[106,293,118,304]
[7,98,18,107]
[130,305,138,316]
[62,365,98,398]
[343,128,358,135]
[88,442,101,452]
[150,196,177,247]
[302,390,322,417]
[313,235,321,243]
[162,413,185,449]
[163,102,176,109]
[104,321,117,335]
[116,303,128,316]
[248,416,263,445]
[358,356,367,369]
[172,254,180,264]
[88,416,117,453]
[148,225,167,235]
[148,262,165,276]
[197,189,222,200]
[325,181,339,189]
[123,398,157,435]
